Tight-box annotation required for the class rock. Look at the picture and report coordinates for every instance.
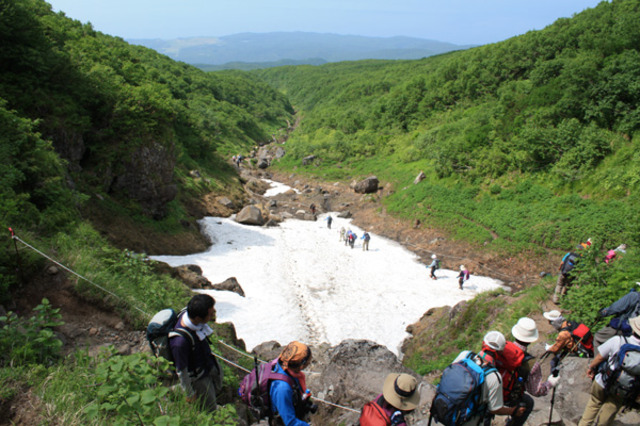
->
[252,341,282,361]
[302,155,316,166]
[217,197,235,209]
[189,170,201,178]
[114,321,125,331]
[413,171,426,184]
[175,265,211,289]
[337,210,352,218]
[303,214,317,221]
[354,176,379,194]
[235,205,265,226]
[275,147,286,159]
[210,277,246,297]
[257,157,269,169]
[89,327,99,336]
[116,343,131,355]
[46,266,59,275]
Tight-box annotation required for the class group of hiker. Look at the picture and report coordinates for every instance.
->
[426,254,471,290]
[553,238,627,304]
[338,226,371,251]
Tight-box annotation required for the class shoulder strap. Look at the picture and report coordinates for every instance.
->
[169,327,196,349]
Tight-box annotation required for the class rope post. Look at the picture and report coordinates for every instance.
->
[8,228,24,285]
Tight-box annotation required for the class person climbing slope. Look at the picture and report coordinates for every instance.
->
[427,254,439,280]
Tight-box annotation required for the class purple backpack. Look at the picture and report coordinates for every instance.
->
[238,358,296,420]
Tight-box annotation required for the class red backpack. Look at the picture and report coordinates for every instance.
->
[359,400,391,426]
[495,341,530,401]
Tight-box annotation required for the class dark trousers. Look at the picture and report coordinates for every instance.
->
[505,393,534,426]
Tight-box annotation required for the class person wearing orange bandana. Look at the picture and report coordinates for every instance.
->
[269,341,314,426]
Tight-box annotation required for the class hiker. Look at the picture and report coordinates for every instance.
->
[604,244,626,264]
[594,286,640,348]
[270,341,314,426]
[578,316,640,426]
[457,265,470,290]
[433,331,527,426]
[359,373,419,425]
[326,215,333,229]
[345,229,352,246]
[309,203,316,215]
[361,231,371,251]
[236,154,243,167]
[169,294,222,412]
[427,254,438,280]
[578,238,593,251]
[339,227,345,242]
[553,250,581,303]
[543,310,594,370]
[349,231,357,249]
[498,318,559,426]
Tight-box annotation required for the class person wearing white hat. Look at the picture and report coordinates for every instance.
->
[457,265,470,290]
[543,310,594,370]
[445,331,527,426]
[426,254,439,280]
[502,318,559,426]
[579,316,640,426]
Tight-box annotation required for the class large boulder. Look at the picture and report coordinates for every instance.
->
[208,277,245,297]
[302,155,316,166]
[235,205,265,226]
[354,176,379,194]
[175,264,211,289]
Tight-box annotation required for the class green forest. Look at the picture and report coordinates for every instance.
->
[2,0,640,423]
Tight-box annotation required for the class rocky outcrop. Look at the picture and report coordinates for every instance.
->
[175,264,211,289]
[110,141,177,219]
[414,171,426,184]
[353,176,379,194]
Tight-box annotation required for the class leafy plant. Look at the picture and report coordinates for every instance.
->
[0,298,64,366]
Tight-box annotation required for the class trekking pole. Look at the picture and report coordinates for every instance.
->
[8,228,24,285]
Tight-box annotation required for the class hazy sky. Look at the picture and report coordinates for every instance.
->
[46,0,604,45]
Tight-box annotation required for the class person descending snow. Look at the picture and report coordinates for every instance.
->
[457,265,470,290]
[427,254,439,280]
[339,227,345,243]
[349,231,357,249]
[326,215,333,229]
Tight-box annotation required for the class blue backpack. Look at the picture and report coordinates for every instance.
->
[430,351,497,426]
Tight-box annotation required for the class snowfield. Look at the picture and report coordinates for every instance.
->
[152,181,505,356]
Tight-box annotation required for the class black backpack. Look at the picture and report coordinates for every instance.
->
[561,252,580,274]
[146,308,195,363]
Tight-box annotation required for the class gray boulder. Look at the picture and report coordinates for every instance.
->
[235,205,265,226]
[413,171,426,184]
[354,176,379,194]
[302,155,316,166]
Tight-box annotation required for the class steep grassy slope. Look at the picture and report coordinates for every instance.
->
[254,0,640,255]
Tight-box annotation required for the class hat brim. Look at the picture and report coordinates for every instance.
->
[543,311,561,321]
[511,326,539,343]
[382,374,420,411]
[630,319,640,336]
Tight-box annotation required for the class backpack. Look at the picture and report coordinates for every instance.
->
[146,308,195,363]
[430,351,497,426]
[364,233,371,242]
[495,341,531,402]
[562,320,594,355]
[360,400,391,426]
[238,358,297,420]
[602,338,640,404]
[435,259,441,270]
[561,252,580,274]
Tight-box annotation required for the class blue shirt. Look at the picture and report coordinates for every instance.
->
[270,362,309,426]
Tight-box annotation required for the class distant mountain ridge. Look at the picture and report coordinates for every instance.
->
[128,32,474,69]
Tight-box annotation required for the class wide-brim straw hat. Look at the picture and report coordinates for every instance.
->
[383,373,420,411]
[511,317,539,343]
